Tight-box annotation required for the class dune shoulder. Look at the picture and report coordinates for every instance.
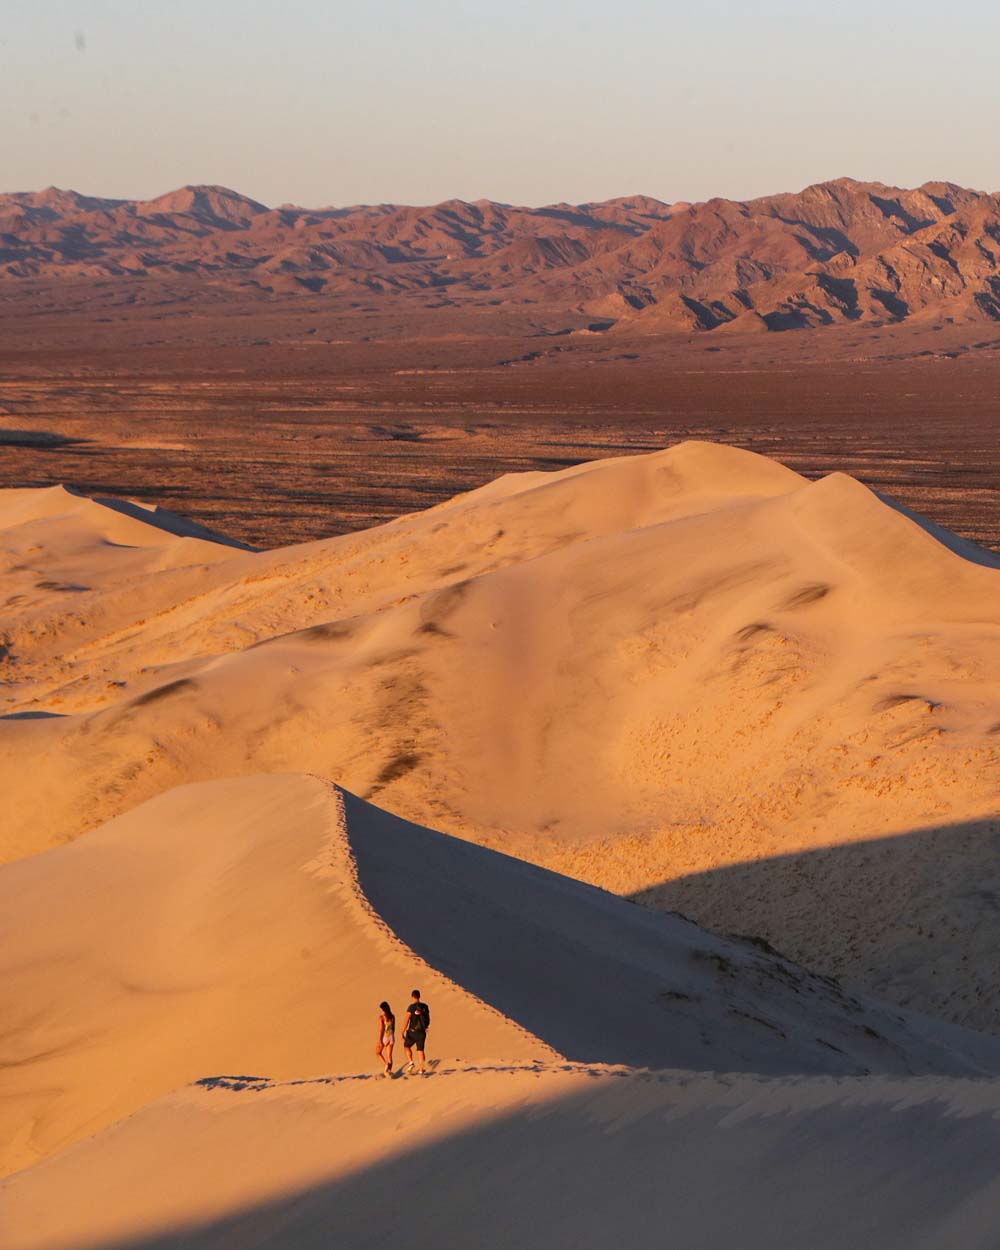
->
[5,1065,1000,1250]
[3,773,1000,1181]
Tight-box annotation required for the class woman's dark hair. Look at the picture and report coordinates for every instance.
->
[379,1001,392,1016]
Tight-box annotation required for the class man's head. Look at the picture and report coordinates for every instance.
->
[411,989,421,1001]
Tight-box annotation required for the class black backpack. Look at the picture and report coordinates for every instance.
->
[410,1002,430,1031]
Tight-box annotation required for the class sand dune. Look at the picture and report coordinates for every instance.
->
[0,483,248,568]
[5,1066,1000,1250]
[0,442,802,718]
[0,775,542,1178]
[4,772,998,1182]
[2,443,998,1032]
[4,440,1000,1245]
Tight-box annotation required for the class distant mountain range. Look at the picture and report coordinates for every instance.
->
[2,178,999,333]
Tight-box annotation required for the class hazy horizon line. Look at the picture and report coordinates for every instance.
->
[4,173,996,214]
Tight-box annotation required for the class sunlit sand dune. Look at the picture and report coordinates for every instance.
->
[5,1067,1000,1250]
[0,775,543,1177]
[4,440,1000,1247]
[0,441,803,719]
[2,443,998,1031]
[6,773,992,1181]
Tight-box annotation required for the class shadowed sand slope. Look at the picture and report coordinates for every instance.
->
[342,790,1000,1076]
[3,775,999,1181]
[636,815,1000,1026]
[1,441,998,1031]
[4,1068,1000,1250]
[0,775,546,1178]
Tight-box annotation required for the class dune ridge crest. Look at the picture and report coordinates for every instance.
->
[1,442,998,1037]
[4,772,1000,1186]
[0,775,551,1178]
[4,441,1000,1247]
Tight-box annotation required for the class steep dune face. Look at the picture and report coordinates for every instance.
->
[0,776,547,1178]
[2,774,998,1182]
[6,1069,1000,1250]
[0,484,250,579]
[5,442,1000,1246]
[2,444,998,1030]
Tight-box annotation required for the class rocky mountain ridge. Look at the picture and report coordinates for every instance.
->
[1,177,999,332]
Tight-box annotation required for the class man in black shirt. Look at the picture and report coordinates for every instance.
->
[402,988,430,1073]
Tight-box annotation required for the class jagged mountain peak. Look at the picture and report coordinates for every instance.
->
[0,178,998,332]
[137,184,270,225]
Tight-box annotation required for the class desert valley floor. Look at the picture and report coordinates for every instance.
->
[2,331,1000,552]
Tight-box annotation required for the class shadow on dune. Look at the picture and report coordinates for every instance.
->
[64,487,257,552]
[342,793,999,1075]
[878,490,1000,567]
[45,1072,1000,1250]
[0,710,67,720]
[630,815,1000,1034]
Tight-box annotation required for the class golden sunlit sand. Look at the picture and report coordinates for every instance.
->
[2,442,999,1247]
[2,444,998,1023]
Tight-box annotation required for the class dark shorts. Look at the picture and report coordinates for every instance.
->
[403,1030,426,1051]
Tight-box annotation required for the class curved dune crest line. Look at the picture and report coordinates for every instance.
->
[0,775,548,1179]
[1,441,998,1032]
[6,1068,1000,1250]
[5,774,1000,1181]
[341,790,1000,1078]
[0,441,808,715]
[318,787,551,1062]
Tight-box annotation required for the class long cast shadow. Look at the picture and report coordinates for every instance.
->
[630,815,1000,1035]
[343,793,1000,1075]
[15,1069,1000,1250]
[0,710,67,720]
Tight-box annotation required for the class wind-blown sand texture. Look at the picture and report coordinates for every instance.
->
[6,773,1000,1179]
[4,775,1000,1247]
[2,442,998,1028]
[2,441,1000,1246]
[7,1068,1000,1250]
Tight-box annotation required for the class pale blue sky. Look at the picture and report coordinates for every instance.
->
[2,0,998,207]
